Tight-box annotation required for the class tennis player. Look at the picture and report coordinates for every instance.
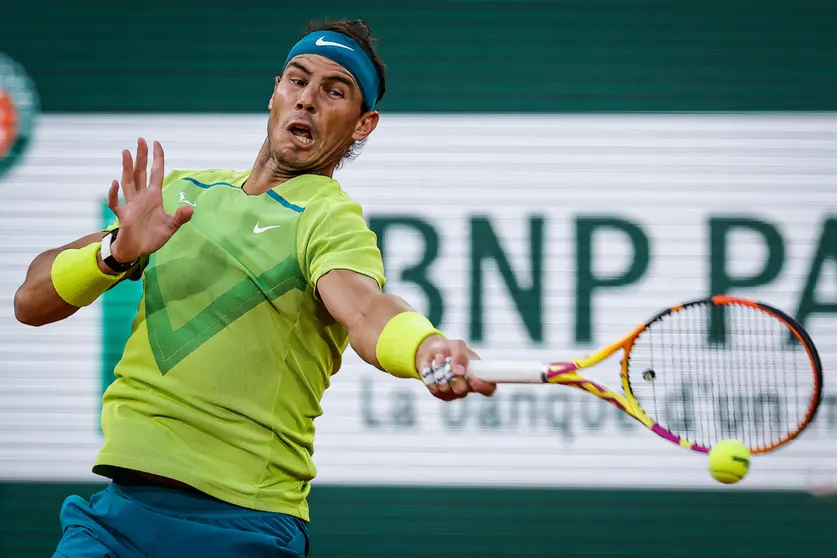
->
[14,18,496,558]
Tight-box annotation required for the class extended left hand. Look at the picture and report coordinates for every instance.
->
[415,335,497,401]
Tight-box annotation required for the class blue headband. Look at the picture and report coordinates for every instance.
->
[283,31,381,111]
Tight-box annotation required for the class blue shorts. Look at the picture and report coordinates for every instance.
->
[53,482,310,558]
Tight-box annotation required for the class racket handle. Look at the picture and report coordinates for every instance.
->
[466,360,547,383]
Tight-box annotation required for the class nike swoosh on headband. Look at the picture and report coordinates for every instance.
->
[315,36,355,51]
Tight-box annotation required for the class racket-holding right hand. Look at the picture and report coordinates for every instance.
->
[106,138,193,266]
[416,336,497,401]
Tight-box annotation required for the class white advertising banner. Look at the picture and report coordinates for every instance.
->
[1,114,835,490]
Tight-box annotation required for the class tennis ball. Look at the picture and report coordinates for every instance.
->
[708,439,751,484]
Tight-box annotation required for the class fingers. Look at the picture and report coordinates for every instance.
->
[420,340,497,401]
[448,341,470,383]
[461,350,497,396]
[431,390,459,402]
[149,140,165,191]
[422,353,454,399]
[169,205,194,232]
[134,137,148,194]
[445,340,480,397]
[118,138,161,201]
[467,376,497,397]
[446,349,471,397]
[121,149,136,201]
[106,180,123,218]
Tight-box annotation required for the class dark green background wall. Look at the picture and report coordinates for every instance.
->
[3,0,837,113]
[3,483,837,558]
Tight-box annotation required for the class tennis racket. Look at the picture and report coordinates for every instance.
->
[465,295,823,454]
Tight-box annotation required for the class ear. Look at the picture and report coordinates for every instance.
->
[269,76,280,110]
[352,111,380,143]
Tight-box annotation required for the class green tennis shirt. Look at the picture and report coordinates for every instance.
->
[93,169,386,521]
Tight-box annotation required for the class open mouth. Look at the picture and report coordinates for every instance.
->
[287,122,314,146]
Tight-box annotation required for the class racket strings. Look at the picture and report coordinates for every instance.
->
[626,301,816,451]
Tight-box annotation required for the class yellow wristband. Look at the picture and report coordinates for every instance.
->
[375,311,443,380]
[51,242,124,307]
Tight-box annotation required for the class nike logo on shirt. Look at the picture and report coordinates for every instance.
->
[253,223,282,234]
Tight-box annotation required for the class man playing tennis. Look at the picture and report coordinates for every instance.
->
[13,18,495,557]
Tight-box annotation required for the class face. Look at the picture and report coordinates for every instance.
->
[267,54,379,172]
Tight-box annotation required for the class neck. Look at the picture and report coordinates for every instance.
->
[243,139,337,195]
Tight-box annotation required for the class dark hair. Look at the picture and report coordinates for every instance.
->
[303,18,387,165]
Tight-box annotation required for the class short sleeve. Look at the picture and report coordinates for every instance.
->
[297,197,386,297]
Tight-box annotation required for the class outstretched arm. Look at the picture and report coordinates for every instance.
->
[14,138,192,327]
[317,268,496,400]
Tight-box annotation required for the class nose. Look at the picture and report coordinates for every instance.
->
[295,86,317,114]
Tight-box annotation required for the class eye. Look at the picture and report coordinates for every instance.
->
[327,89,344,98]
[289,78,306,87]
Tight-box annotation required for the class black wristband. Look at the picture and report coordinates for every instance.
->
[100,228,138,273]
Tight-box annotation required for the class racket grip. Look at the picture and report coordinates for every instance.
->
[466,360,547,383]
